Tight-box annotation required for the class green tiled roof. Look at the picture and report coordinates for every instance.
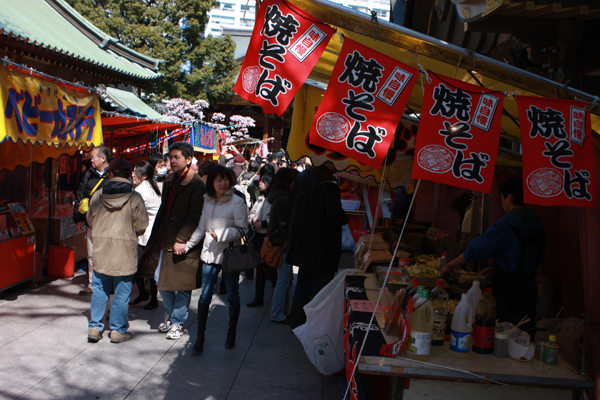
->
[101,87,170,121]
[0,0,162,80]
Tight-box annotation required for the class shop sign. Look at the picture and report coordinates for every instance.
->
[308,38,418,169]
[190,124,216,152]
[411,73,503,193]
[517,96,597,208]
[0,68,103,147]
[233,0,334,116]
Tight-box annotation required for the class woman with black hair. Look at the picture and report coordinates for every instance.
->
[178,166,248,354]
[130,160,162,309]
[246,171,275,308]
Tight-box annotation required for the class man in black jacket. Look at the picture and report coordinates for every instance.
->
[73,145,111,295]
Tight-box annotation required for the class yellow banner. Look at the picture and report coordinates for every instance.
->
[0,67,103,171]
[287,84,416,189]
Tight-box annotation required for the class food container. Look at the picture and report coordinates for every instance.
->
[535,339,546,361]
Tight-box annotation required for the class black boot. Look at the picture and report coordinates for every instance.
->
[144,279,159,310]
[225,304,240,349]
[193,303,210,354]
[247,268,265,307]
[129,277,149,305]
[219,275,227,295]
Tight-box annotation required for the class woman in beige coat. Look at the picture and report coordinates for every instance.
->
[179,166,248,354]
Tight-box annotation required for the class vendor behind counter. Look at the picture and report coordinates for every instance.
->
[442,179,546,330]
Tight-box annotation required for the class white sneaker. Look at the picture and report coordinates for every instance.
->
[158,314,172,333]
[166,324,183,340]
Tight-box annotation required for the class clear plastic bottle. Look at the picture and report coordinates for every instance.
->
[406,289,434,361]
[449,293,474,358]
[439,252,448,272]
[407,278,421,297]
[412,285,427,308]
[430,280,449,346]
[466,280,482,323]
[472,288,497,354]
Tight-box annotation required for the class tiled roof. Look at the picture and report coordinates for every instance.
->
[101,87,170,121]
[0,0,162,80]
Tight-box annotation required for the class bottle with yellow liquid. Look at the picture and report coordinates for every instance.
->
[449,293,474,358]
[406,288,434,361]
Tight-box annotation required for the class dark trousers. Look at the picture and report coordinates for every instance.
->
[288,266,336,329]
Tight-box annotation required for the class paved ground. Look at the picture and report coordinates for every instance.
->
[0,267,342,400]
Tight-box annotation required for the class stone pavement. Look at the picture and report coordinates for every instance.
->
[0,269,341,400]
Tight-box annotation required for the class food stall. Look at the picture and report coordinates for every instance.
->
[0,203,36,292]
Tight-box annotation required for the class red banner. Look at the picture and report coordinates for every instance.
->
[411,74,503,193]
[308,38,418,169]
[517,96,597,208]
[233,0,334,116]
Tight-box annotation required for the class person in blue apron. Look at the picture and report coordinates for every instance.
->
[442,179,546,328]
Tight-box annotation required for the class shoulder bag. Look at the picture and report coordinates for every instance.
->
[261,235,285,269]
[77,177,105,214]
[222,226,261,274]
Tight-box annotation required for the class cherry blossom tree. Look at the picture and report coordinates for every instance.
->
[162,98,210,123]
[211,113,255,144]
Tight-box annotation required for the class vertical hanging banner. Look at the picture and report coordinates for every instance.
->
[517,96,596,208]
[233,0,335,116]
[411,73,504,193]
[308,38,419,169]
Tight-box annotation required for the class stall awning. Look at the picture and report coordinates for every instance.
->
[285,0,600,188]
[0,65,103,171]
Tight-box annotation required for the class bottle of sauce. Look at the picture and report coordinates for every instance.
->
[472,288,496,354]
[430,280,449,346]
[543,335,559,365]
[406,289,434,361]
[466,280,482,322]
[449,293,474,358]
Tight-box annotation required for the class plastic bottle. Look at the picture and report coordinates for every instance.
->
[449,293,474,358]
[407,278,420,297]
[406,289,434,361]
[439,252,448,272]
[430,280,449,346]
[412,285,426,305]
[543,335,559,365]
[472,288,497,354]
[466,280,482,322]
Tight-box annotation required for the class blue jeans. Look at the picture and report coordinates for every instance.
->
[198,263,240,306]
[271,256,293,321]
[160,290,192,325]
[89,270,133,334]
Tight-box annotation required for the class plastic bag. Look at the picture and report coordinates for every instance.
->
[293,269,358,375]
[341,224,356,252]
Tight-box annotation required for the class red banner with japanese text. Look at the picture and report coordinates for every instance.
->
[411,73,504,193]
[516,96,597,208]
[308,38,418,169]
[233,0,334,116]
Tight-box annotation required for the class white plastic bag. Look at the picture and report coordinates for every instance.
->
[293,269,358,375]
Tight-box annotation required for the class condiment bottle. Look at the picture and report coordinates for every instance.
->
[472,288,496,354]
[430,280,448,346]
[493,331,509,357]
[466,280,482,322]
[449,293,473,358]
[439,252,448,272]
[543,335,559,365]
[406,289,434,361]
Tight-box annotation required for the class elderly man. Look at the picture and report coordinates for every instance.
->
[86,158,148,343]
[74,144,111,295]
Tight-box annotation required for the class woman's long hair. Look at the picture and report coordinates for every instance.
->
[134,160,161,196]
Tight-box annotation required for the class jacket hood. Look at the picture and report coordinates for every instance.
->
[99,177,134,211]
[204,188,235,203]
[504,208,544,237]
[267,188,290,204]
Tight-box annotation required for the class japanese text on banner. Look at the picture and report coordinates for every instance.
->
[233,0,334,116]
[411,73,503,193]
[308,38,418,169]
[516,96,597,208]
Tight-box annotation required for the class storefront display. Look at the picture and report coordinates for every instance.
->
[0,203,35,292]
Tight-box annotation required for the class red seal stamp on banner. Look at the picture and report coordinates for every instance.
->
[241,66,261,93]
[316,112,352,142]
[417,145,454,173]
[527,168,563,197]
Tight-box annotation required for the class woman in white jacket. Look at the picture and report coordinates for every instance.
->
[130,160,162,309]
[177,166,248,354]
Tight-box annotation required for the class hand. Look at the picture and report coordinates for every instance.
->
[480,267,494,277]
[440,263,455,277]
[210,231,218,241]
[77,222,84,232]
[173,242,186,255]
[253,218,262,231]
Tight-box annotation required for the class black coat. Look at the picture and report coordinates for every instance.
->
[266,188,292,247]
[286,165,349,275]
[73,168,107,225]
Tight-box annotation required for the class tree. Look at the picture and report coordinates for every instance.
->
[211,112,255,143]
[66,0,239,105]
[162,98,210,123]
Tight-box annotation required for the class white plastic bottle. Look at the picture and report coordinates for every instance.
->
[466,280,482,322]
[406,289,434,361]
[449,293,474,358]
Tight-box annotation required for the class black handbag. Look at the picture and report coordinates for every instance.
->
[222,226,261,274]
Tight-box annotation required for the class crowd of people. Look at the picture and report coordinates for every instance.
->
[74,143,348,351]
